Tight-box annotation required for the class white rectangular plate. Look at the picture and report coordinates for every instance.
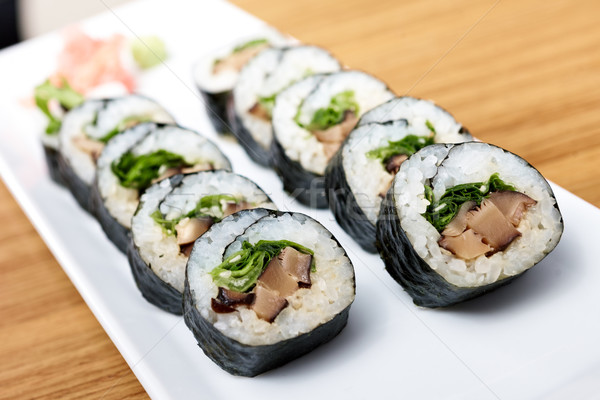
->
[0,1,598,399]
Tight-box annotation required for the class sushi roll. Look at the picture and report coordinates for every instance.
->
[128,171,276,314]
[184,210,355,376]
[92,123,231,253]
[230,46,341,166]
[377,142,563,307]
[193,29,291,134]
[326,107,472,252]
[34,79,84,185]
[271,71,395,208]
[57,95,175,211]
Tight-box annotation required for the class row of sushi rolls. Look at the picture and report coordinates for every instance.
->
[34,27,563,377]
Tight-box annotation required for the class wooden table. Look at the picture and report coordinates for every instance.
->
[1,0,598,398]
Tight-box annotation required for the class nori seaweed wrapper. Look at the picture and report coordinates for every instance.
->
[43,145,66,186]
[183,287,351,377]
[127,237,183,314]
[57,151,94,213]
[227,104,272,166]
[271,137,328,208]
[199,89,233,135]
[325,148,377,252]
[90,179,130,253]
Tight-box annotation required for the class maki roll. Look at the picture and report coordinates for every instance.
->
[92,123,231,253]
[377,142,563,307]
[271,71,394,208]
[34,79,84,185]
[57,95,174,211]
[193,29,290,134]
[184,211,355,376]
[230,46,341,166]
[326,105,472,252]
[128,171,276,314]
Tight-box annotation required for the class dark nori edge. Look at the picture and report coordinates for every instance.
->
[199,89,233,135]
[56,149,94,214]
[325,148,377,252]
[90,179,130,254]
[376,142,564,308]
[184,288,351,377]
[43,144,66,186]
[271,137,328,209]
[127,237,183,315]
[183,209,355,376]
[227,101,272,166]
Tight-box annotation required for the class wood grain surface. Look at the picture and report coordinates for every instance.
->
[1,0,598,398]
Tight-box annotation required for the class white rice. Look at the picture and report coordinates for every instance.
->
[187,212,355,346]
[272,70,395,175]
[96,124,232,229]
[58,95,174,185]
[393,142,563,287]
[58,100,105,185]
[358,96,467,140]
[132,171,276,292]
[233,46,341,150]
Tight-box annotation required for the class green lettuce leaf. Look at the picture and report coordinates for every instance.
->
[210,240,314,293]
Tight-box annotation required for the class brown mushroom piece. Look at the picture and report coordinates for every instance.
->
[385,154,408,175]
[250,283,289,323]
[248,102,271,121]
[257,255,300,298]
[222,201,252,218]
[487,191,537,227]
[441,201,476,237]
[211,287,256,314]
[175,216,214,246]
[438,229,492,260]
[466,199,521,251]
[72,136,105,161]
[313,110,359,160]
[276,246,312,288]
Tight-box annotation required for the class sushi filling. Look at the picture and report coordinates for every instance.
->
[213,39,270,75]
[111,149,213,190]
[367,121,436,175]
[423,174,537,260]
[152,194,252,255]
[299,90,360,160]
[210,241,314,323]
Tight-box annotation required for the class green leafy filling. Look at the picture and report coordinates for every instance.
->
[233,38,268,54]
[300,90,359,131]
[96,116,153,143]
[34,79,84,135]
[366,120,437,165]
[210,240,315,293]
[422,173,516,232]
[425,120,436,134]
[111,150,192,190]
[151,194,239,235]
[367,134,435,165]
[256,93,277,117]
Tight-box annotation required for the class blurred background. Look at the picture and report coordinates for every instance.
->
[0,0,131,48]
